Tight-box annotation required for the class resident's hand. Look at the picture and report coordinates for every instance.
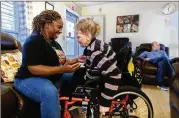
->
[145,58,150,61]
[55,50,66,65]
[67,59,78,65]
[78,55,86,63]
[61,62,80,73]
[59,58,66,65]
[99,105,110,115]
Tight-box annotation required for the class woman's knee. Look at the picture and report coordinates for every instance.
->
[14,77,59,102]
[42,85,59,100]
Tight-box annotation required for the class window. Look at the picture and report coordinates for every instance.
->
[1,2,18,39]
[1,2,33,45]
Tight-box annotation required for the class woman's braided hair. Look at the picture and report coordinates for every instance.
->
[32,10,62,33]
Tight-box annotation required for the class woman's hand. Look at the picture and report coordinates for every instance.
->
[99,105,110,115]
[61,62,80,73]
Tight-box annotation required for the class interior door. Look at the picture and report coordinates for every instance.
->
[66,10,79,58]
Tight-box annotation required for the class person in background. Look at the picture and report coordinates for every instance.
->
[14,10,82,118]
[139,41,176,91]
[75,18,122,115]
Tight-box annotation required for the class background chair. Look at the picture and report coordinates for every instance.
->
[133,43,177,85]
[1,32,41,118]
[110,38,142,89]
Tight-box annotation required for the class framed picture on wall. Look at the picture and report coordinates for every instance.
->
[45,2,54,10]
[116,14,139,33]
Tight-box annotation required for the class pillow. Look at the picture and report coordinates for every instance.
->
[1,51,22,82]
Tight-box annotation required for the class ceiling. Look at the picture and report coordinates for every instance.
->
[73,2,115,8]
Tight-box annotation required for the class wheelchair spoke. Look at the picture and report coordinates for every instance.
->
[101,87,153,118]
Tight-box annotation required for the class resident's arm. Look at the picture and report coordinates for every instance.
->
[162,50,171,62]
[66,58,78,64]
[163,50,170,58]
[55,50,83,65]
[139,51,148,60]
[66,56,86,65]
[55,41,82,64]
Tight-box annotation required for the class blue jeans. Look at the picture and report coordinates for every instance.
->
[14,73,75,118]
[14,77,60,118]
[54,73,74,96]
[57,69,85,96]
[149,56,175,85]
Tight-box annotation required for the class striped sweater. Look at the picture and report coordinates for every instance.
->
[83,38,122,107]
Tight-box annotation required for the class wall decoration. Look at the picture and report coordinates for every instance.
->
[45,2,54,10]
[116,14,139,33]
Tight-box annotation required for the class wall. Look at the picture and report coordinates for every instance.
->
[82,2,179,57]
[166,11,179,58]
[32,2,45,17]
[64,2,82,15]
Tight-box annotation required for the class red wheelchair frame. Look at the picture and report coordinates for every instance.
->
[59,94,129,118]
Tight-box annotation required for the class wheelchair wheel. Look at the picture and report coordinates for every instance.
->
[105,86,153,118]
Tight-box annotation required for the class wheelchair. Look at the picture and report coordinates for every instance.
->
[59,73,153,118]
[59,40,153,118]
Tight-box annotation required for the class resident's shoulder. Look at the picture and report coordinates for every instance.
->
[157,50,165,53]
[95,39,109,49]
[143,51,150,53]
[95,39,107,46]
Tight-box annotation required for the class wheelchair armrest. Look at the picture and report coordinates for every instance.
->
[74,79,100,98]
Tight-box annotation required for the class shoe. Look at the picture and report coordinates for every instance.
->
[157,85,168,91]
[171,71,176,78]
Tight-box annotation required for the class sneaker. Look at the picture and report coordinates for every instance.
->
[157,85,168,91]
[171,71,176,79]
